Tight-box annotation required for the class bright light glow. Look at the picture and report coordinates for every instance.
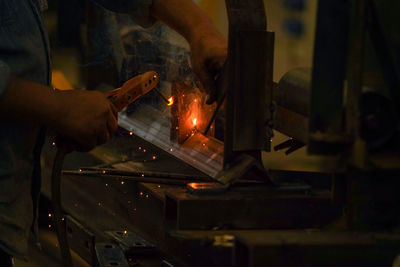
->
[167,97,174,106]
[193,118,197,126]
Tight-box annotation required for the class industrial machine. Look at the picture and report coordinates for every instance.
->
[42,0,400,266]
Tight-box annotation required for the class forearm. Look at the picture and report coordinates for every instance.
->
[0,76,63,126]
[150,0,221,45]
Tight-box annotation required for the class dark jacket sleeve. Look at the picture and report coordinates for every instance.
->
[91,0,155,27]
[0,60,10,97]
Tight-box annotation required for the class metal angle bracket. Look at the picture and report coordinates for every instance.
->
[186,154,275,194]
[106,230,156,256]
[95,243,129,267]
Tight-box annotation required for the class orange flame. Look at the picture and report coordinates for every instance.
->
[167,97,174,106]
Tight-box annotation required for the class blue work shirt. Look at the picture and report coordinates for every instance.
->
[0,0,153,259]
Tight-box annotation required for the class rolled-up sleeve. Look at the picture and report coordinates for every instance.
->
[92,0,156,27]
[0,60,10,97]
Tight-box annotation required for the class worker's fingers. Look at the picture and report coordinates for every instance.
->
[199,58,226,105]
[96,129,110,146]
[195,65,214,95]
[76,139,97,153]
[107,108,119,134]
[109,102,118,119]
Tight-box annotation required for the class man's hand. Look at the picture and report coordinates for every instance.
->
[54,90,118,152]
[0,77,118,152]
[189,28,227,103]
[150,0,227,103]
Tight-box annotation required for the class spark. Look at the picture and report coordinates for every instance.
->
[139,146,142,150]
[193,118,197,126]
[141,174,145,177]
[139,192,143,196]
[121,181,125,185]
[48,213,52,218]
[129,131,133,136]
[145,194,149,198]
[51,141,56,146]
[79,169,82,172]
[123,230,128,235]
[105,183,108,187]
[167,97,174,106]
[152,155,157,160]
[48,224,52,228]
[143,149,146,152]
[102,170,106,174]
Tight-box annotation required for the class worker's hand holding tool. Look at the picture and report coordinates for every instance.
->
[189,28,227,104]
[53,71,159,152]
[53,90,118,152]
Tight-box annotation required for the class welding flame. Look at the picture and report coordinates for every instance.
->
[167,97,174,106]
[193,118,197,126]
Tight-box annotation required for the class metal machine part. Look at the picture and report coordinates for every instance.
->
[275,67,311,117]
[95,243,129,267]
[106,231,156,255]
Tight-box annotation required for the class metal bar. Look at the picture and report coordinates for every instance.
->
[74,167,210,180]
[224,0,268,165]
[153,87,170,105]
[309,0,350,154]
[366,0,400,118]
[346,0,367,138]
[63,170,209,185]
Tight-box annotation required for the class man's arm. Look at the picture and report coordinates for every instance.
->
[0,76,118,151]
[150,0,227,98]
[150,0,217,46]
